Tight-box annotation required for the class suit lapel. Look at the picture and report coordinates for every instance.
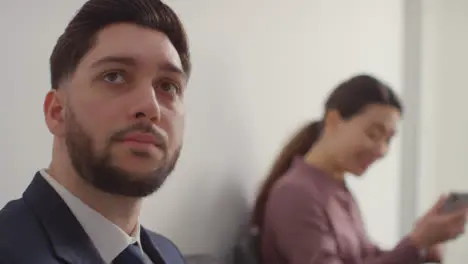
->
[23,172,104,264]
[141,228,167,264]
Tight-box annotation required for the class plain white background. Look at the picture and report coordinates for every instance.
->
[416,0,468,262]
[0,0,465,262]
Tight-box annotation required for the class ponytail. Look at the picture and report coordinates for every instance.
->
[251,121,323,231]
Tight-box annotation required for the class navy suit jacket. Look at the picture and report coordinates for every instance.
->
[0,172,186,264]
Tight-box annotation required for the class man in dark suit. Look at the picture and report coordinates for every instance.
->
[0,0,191,263]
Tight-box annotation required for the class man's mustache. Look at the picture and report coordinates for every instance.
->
[110,122,168,151]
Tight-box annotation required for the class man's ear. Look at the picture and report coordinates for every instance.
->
[43,90,66,137]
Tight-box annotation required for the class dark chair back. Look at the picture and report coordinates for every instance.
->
[232,227,260,264]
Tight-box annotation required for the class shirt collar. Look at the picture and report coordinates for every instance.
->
[292,156,350,198]
[40,169,143,263]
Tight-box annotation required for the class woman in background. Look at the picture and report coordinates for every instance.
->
[251,74,467,264]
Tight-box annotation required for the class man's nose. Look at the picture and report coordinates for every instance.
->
[130,86,161,123]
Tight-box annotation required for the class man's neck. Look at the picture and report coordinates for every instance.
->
[47,159,142,235]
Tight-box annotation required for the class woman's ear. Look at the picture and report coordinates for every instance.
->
[323,109,343,133]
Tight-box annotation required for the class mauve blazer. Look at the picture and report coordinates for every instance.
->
[260,156,426,264]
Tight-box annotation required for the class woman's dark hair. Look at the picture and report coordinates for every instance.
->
[251,74,403,231]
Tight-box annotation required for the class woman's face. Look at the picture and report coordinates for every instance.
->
[329,104,401,176]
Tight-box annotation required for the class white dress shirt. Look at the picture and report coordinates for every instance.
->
[40,169,153,264]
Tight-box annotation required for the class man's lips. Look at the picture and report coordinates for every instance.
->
[121,133,158,145]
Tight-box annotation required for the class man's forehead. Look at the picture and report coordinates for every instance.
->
[81,23,183,72]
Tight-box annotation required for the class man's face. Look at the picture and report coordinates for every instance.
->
[45,23,187,197]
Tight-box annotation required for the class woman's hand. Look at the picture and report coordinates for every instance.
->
[426,244,444,263]
[410,195,468,249]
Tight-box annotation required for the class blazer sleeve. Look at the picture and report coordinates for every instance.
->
[266,183,424,264]
[0,249,16,264]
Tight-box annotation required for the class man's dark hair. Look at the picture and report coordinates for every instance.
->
[50,0,191,89]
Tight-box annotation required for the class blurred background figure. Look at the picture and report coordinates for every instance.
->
[250,74,467,264]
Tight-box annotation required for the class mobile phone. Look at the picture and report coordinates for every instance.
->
[441,192,468,213]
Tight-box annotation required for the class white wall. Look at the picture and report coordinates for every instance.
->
[416,0,468,262]
[0,0,406,257]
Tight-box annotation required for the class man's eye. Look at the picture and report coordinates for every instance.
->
[103,72,126,84]
[159,81,180,94]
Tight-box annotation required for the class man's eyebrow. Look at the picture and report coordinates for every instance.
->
[159,61,187,80]
[90,56,187,80]
[90,56,137,68]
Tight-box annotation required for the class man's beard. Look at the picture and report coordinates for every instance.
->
[64,109,181,197]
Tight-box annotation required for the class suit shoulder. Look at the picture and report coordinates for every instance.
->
[144,229,185,260]
[0,198,32,233]
[146,229,181,250]
[0,198,50,255]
